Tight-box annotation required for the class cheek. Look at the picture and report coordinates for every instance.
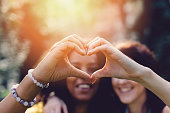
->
[134,85,145,96]
[111,79,119,95]
[130,81,145,92]
[66,78,76,93]
[111,79,118,89]
[127,84,146,102]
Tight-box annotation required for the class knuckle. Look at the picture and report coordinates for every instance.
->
[66,35,74,40]
[88,45,92,49]
[73,34,79,39]
[64,41,69,45]
[99,37,104,41]
[96,36,100,39]
[103,45,107,49]
[72,34,77,37]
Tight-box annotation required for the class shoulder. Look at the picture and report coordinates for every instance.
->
[162,106,170,113]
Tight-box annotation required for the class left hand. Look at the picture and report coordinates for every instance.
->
[33,34,91,83]
[44,96,68,113]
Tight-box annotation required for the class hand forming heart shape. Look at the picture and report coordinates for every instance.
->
[33,34,91,83]
[33,34,146,84]
[87,37,147,83]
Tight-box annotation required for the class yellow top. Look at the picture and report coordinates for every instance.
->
[25,101,44,113]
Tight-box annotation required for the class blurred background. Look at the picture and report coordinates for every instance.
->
[0,0,170,100]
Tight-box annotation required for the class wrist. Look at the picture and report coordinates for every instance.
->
[135,67,153,84]
[11,86,36,107]
[32,69,49,84]
[16,75,42,101]
[29,69,49,88]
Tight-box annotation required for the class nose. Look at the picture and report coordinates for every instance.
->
[77,77,91,84]
[117,79,128,85]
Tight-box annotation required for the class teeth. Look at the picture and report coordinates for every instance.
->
[120,87,131,92]
[78,84,90,89]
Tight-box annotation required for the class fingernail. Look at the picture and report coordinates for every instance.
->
[87,50,92,56]
[91,79,96,84]
[84,43,87,49]
[81,50,86,56]
[83,52,86,56]
[85,48,88,55]
[91,80,96,84]
[90,76,96,84]
[83,48,86,55]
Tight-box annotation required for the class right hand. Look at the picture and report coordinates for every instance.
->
[44,96,68,113]
[87,37,148,82]
[32,34,91,83]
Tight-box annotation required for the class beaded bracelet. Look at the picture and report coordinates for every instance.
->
[28,69,49,88]
[11,87,36,108]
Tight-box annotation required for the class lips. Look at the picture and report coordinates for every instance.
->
[118,87,133,93]
[76,84,92,89]
[75,83,93,92]
[118,85,134,93]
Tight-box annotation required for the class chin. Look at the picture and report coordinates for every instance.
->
[120,98,133,104]
[76,95,92,102]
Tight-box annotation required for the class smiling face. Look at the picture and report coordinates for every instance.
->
[67,51,100,101]
[112,78,146,105]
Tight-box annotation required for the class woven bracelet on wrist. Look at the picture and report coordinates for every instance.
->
[11,87,36,108]
[28,69,49,88]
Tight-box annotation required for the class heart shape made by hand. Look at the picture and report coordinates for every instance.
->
[35,35,141,84]
[68,50,106,81]
[69,37,142,83]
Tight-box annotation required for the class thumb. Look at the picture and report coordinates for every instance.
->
[70,66,91,82]
[91,69,109,83]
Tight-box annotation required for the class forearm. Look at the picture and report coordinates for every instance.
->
[137,68,170,107]
[0,75,42,113]
[0,35,88,113]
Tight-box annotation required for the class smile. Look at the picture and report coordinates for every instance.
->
[119,87,133,93]
[76,84,92,89]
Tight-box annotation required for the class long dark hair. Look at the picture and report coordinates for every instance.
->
[41,52,116,113]
[115,41,165,113]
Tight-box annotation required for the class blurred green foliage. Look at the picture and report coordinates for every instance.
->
[143,0,170,80]
[0,0,170,100]
[0,0,30,100]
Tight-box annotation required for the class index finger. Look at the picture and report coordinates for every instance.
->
[51,34,85,52]
[72,34,86,49]
[87,38,109,52]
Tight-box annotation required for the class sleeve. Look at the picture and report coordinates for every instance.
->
[25,101,44,113]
